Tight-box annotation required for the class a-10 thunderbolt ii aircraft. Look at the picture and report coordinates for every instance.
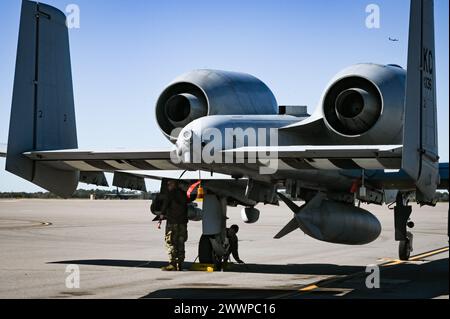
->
[3,0,448,264]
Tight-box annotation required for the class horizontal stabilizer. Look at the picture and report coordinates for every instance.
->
[23,149,181,172]
[24,149,174,161]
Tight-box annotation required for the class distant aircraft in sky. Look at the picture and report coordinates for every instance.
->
[389,37,400,42]
[4,0,446,264]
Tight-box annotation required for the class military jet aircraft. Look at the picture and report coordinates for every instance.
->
[103,187,144,200]
[4,0,447,264]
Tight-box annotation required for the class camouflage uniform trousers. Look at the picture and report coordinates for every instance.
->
[165,223,188,264]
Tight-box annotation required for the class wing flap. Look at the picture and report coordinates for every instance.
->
[222,145,402,170]
[223,145,402,159]
[113,172,147,192]
[224,145,402,170]
[121,170,235,181]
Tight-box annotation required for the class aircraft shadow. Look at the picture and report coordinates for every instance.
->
[140,258,449,299]
[338,257,449,299]
[49,259,363,276]
[49,258,448,299]
[141,288,292,299]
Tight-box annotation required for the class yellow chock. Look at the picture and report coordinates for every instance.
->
[190,263,216,272]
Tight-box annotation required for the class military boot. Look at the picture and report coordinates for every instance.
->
[161,263,177,271]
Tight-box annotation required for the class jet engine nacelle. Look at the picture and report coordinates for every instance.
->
[320,64,406,144]
[155,70,278,141]
[241,207,260,224]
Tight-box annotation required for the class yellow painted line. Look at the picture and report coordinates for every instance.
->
[383,260,403,266]
[383,247,449,267]
[296,276,348,294]
[271,246,449,299]
[299,284,319,292]
[410,247,449,260]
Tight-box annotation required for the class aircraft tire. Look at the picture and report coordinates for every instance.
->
[198,235,214,264]
[399,239,411,261]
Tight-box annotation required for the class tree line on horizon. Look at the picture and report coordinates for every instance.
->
[0,189,448,202]
[0,189,157,200]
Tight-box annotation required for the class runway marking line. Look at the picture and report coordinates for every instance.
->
[270,246,449,299]
[299,284,318,292]
[382,246,449,266]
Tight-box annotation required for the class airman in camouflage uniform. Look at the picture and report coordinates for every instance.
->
[160,180,188,271]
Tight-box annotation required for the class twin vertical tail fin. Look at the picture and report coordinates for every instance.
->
[402,0,440,204]
[6,1,79,197]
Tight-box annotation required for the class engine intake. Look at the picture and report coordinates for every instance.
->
[155,70,278,141]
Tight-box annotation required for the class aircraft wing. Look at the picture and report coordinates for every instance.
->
[23,149,183,171]
[122,170,236,181]
[24,145,402,172]
[24,149,235,179]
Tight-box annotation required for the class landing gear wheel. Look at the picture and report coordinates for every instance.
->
[399,240,411,261]
[394,193,414,261]
[399,232,413,261]
[198,235,223,268]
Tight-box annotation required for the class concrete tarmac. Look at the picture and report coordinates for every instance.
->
[0,199,448,299]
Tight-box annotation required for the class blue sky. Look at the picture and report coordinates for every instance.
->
[0,0,448,192]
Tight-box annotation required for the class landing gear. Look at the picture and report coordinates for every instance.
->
[198,235,230,270]
[198,235,214,264]
[394,193,414,261]
[399,231,414,261]
[198,194,230,270]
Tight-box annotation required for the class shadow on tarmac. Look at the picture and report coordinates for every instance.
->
[49,259,363,275]
[50,258,448,299]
